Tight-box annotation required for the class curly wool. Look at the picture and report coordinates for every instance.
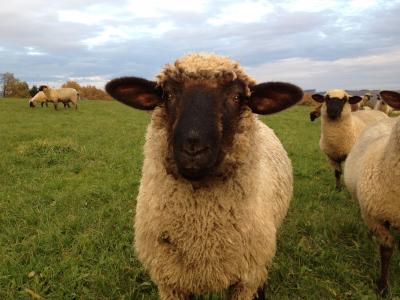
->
[156,53,256,97]
[344,117,400,247]
[134,53,293,299]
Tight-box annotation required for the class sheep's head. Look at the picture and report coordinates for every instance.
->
[312,89,362,120]
[38,85,49,92]
[380,91,400,109]
[106,53,303,180]
[29,100,35,107]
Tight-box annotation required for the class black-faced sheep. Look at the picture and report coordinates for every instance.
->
[29,91,48,108]
[312,89,387,189]
[39,85,79,110]
[344,90,400,295]
[105,53,303,300]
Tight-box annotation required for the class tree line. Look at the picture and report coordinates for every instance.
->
[0,73,112,100]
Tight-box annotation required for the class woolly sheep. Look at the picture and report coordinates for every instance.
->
[29,91,48,108]
[359,92,374,110]
[312,89,387,189]
[105,53,303,300]
[374,95,394,115]
[29,91,71,109]
[344,91,400,295]
[39,85,79,110]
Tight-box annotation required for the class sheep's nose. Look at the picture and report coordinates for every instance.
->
[181,131,209,156]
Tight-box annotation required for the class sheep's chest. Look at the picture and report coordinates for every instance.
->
[134,182,270,293]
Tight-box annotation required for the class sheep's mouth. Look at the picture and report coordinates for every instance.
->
[29,102,35,107]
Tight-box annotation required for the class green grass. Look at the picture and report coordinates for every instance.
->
[0,98,398,299]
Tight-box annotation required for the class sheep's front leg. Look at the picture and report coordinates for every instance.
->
[228,282,261,300]
[328,158,342,190]
[364,216,394,295]
[158,286,192,300]
[53,102,58,110]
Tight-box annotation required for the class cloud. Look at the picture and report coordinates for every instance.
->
[246,49,400,90]
[1,0,400,90]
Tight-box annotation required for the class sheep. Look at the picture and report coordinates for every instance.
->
[359,92,374,110]
[374,94,394,115]
[38,85,79,110]
[29,91,48,108]
[105,53,303,300]
[311,89,387,189]
[344,90,400,295]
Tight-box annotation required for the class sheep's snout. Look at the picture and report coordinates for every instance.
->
[29,101,35,108]
[173,132,218,180]
[326,98,345,120]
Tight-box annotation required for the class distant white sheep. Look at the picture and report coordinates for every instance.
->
[39,85,79,110]
[312,89,387,189]
[344,90,400,295]
[29,91,48,108]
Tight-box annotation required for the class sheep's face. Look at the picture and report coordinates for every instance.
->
[161,79,245,180]
[38,85,49,93]
[106,76,303,181]
[29,100,35,107]
[312,91,362,120]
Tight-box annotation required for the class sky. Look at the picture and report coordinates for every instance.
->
[1,0,400,91]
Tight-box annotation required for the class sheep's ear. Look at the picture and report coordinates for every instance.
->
[311,94,325,103]
[348,96,362,104]
[105,77,163,110]
[380,91,400,109]
[248,82,303,114]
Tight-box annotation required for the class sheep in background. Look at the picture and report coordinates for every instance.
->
[310,95,360,122]
[312,89,387,189]
[106,53,303,300]
[29,91,48,108]
[39,85,79,110]
[374,94,394,115]
[359,92,374,110]
[344,90,400,295]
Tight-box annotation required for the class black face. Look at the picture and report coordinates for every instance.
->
[325,96,346,120]
[29,101,35,107]
[165,81,243,180]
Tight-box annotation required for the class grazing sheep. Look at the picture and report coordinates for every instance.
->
[344,90,400,295]
[29,91,48,108]
[312,89,387,189]
[39,85,79,110]
[105,53,303,300]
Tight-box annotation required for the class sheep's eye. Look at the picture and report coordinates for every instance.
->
[165,92,174,102]
[232,95,240,103]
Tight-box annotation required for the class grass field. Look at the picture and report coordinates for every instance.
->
[0,98,399,299]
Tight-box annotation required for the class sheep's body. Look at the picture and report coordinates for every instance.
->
[29,91,48,107]
[320,109,387,163]
[40,86,79,110]
[344,114,400,292]
[136,108,292,298]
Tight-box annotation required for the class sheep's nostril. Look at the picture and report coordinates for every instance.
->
[182,144,209,156]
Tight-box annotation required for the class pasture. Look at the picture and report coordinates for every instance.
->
[0,98,399,299]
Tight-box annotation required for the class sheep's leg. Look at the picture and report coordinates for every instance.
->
[45,102,48,107]
[74,102,78,110]
[328,158,342,190]
[158,286,191,300]
[364,216,394,295]
[53,102,58,110]
[41,102,44,107]
[228,282,259,300]
[254,283,266,299]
